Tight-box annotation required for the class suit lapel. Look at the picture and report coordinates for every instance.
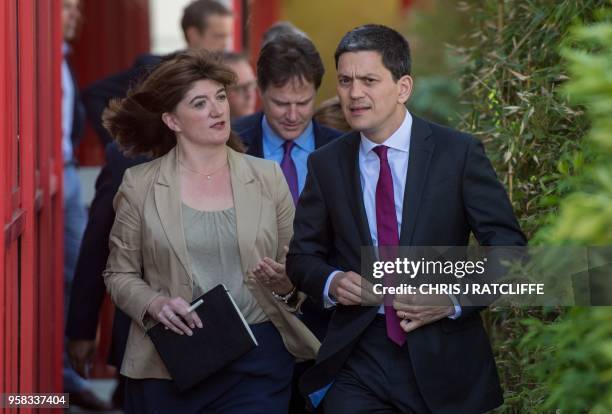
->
[65,58,85,142]
[228,149,262,275]
[245,114,264,158]
[339,132,373,247]
[399,116,434,245]
[313,121,331,149]
[154,147,193,283]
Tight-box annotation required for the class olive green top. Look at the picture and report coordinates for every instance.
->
[182,203,268,324]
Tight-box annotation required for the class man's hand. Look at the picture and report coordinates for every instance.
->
[147,296,203,336]
[393,293,454,333]
[67,339,96,378]
[329,271,382,306]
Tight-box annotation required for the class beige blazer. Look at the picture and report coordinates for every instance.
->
[103,146,320,379]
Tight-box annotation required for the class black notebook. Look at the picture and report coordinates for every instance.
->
[147,284,258,392]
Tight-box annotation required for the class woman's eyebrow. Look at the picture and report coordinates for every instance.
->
[189,95,208,104]
[188,88,225,104]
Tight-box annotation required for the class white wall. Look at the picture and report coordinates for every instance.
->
[150,0,192,54]
[149,0,233,55]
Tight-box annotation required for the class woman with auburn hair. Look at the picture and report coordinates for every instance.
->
[102,50,319,413]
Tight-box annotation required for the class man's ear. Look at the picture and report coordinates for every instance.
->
[162,112,180,133]
[184,26,201,48]
[397,75,413,105]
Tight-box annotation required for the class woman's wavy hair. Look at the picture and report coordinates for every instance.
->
[103,49,245,157]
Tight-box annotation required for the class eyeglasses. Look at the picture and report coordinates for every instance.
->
[229,81,256,96]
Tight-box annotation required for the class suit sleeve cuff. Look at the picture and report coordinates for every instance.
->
[323,270,341,308]
[448,294,462,319]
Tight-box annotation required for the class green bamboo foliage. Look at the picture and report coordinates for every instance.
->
[455,2,610,412]
[519,11,612,413]
[546,16,612,244]
[456,0,606,239]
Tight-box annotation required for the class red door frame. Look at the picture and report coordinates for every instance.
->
[1,0,63,406]
[233,0,243,51]
[17,0,37,400]
[1,0,23,403]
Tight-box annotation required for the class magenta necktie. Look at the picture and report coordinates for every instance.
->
[280,141,299,204]
[373,145,406,346]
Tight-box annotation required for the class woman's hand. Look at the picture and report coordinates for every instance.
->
[251,248,294,296]
[147,296,203,335]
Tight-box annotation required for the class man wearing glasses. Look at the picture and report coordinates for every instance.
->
[223,52,257,119]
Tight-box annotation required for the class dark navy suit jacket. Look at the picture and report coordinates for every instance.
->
[65,58,86,150]
[287,115,527,413]
[66,52,160,366]
[232,111,342,341]
[66,143,149,366]
[81,53,163,147]
[232,111,341,159]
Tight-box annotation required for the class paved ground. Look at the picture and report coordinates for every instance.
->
[68,379,121,413]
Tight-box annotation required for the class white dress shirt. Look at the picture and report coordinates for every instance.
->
[359,110,412,244]
[61,42,74,163]
[322,110,461,318]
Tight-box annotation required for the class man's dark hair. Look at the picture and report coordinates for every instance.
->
[261,21,308,49]
[334,24,411,81]
[220,51,249,65]
[257,34,324,92]
[181,0,232,40]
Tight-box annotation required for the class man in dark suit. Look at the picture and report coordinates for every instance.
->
[232,33,340,205]
[66,143,148,407]
[232,34,341,414]
[61,0,112,410]
[232,34,341,341]
[287,24,527,414]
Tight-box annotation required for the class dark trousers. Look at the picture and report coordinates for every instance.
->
[289,360,313,414]
[125,321,293,414]
[323,316,431,414]
[290,302,332,414]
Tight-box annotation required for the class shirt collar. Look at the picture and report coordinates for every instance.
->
[62,42,72,57]
[261,115,315,151]
[360,109,412,155]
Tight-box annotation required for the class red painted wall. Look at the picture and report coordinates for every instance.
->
[72,0,151,166]
[1,0,64,408]
[247,0,280,68]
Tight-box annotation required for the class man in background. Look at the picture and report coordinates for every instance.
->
[181,0,233,52]
[232,33,342,414]
[261,21,308,48]
[223,52,257,119]
[233,34,340,212]
[61,0,111,410]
